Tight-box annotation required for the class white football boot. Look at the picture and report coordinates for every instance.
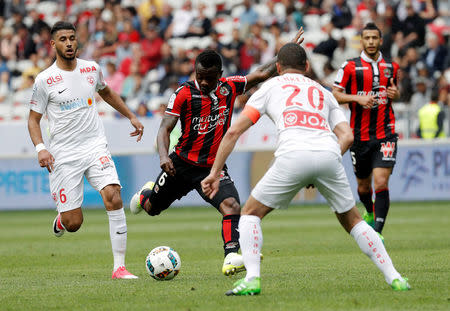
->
[222,253,264,276]
[129,181,154,214]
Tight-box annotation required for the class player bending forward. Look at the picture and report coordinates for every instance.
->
[28,22,144,279]
[130,30,304,276]
[201,43,410,295]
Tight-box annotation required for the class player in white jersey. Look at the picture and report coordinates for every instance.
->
[201,43,410,295]
[27,22,144,279]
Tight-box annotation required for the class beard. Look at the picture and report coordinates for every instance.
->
[364,47,379,58]
[56,47,77,60]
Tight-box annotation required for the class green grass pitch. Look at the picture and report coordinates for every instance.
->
[1,202,449,311]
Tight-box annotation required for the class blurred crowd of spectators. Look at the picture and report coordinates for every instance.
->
[0,0,449,135]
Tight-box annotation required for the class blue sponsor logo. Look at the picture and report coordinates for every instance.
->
[60,98,89,111]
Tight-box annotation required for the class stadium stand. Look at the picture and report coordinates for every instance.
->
[0,0,448,137]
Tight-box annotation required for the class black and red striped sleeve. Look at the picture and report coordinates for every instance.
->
[334,61,353,90]
[225,76,247,95]
[165,85,188,117]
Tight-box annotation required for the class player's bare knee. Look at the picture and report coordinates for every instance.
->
[220,198,240,215]
[357,183,372,194]
[373,178,389,191]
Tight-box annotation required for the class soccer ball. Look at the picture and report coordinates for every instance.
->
[145,246,181,280]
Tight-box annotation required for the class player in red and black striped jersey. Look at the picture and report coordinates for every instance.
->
[132,29,305,276]
[332,23,400,235]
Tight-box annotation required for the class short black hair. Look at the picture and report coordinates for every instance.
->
[362,22,382,37]
[277,43,307,71]
[195,49,222,72]
[51,21,76,38]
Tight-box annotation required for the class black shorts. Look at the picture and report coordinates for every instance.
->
[350,134,398,179]
[147,153,240,216]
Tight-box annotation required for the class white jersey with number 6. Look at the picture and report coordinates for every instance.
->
[244,73,347,158]
[30,58,108,163]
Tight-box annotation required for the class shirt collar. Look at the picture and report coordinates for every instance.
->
[361,51,383,64]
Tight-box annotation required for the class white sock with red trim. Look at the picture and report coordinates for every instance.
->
[350,221,401,284]
[239,215,263,282]
[107,208,127,271]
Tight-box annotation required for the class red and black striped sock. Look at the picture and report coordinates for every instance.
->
[222,214,240,257]
[374,189,390,233]
[358,190,374,214]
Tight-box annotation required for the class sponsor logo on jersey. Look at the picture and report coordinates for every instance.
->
[52,192,57,202]
[380,142,396,160]
[192,108,230,134]
[99,156,112,170]
[283,109,330,131]
[86,75,95,85]
[356,85,387,108]
[219,86,229,96]
[46,74,63,86]
[59,98,92,111]
[87,98,93,106]
[355,67,369,70]
[80,66,97,74]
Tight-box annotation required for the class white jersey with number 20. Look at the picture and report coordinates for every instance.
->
[245,73,347,157]
[30,58,107,163]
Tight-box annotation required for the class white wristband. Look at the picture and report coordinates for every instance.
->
[35,143,46,153]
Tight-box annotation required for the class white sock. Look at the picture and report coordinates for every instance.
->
[350,221,401,284]
[239,215,263,282]
[107,208,127,271]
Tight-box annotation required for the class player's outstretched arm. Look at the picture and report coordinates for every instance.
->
[98,86,144,141]
[333,121,354,155]
[28,110,55,172]
[157,114,179,176]
[244,27,304,90]
[201,114,254,199]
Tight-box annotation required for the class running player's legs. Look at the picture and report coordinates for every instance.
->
[141,154,195,216]
[312,151,408,289]
[252,151,314,210]
[350,141,375,221]
[85,149,121,211]
[236,151,315,288]
[370,135,398,233]
[195,168,241,258]
[313,151,355,215]
[85,148,137,278]
[50,159,86,231]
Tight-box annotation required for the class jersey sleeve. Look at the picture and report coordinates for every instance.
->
[333,61,352,90]
[29,78,48,114]
[226,76,247,95]
[392,61,399,85]
[95,63,107,91]
[327,91,348,130]
[165,86,186,117]
[242,83,270,123]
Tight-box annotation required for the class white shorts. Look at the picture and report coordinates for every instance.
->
[49,147,120,212]
[251,150,355,213]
